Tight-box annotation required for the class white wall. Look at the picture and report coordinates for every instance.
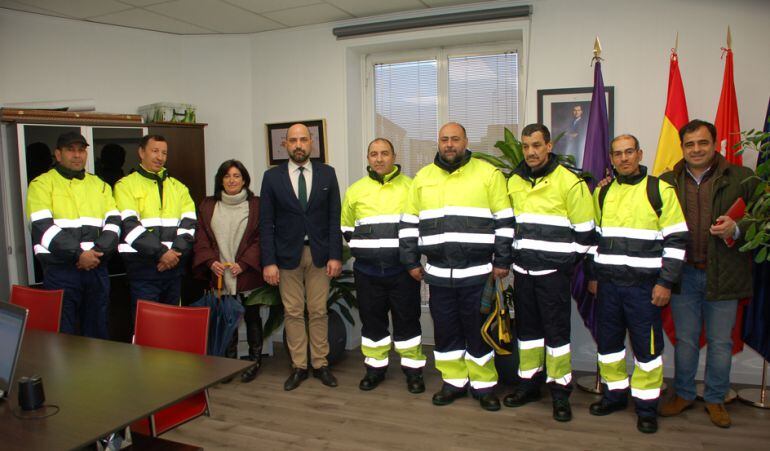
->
[2,0,769,384]
[0,9,254,189]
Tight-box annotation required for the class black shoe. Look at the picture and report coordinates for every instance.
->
[359,373,385,391]
[406,374,425,394]
[478,393,501,411]
[503,388,541,407]
[589,398,628,416]
[313,366,338,387]
[432,386,468,406]
[637,416,658,434]
[283,368,308,391]
[240,360,260,383]
[553,399,573,422]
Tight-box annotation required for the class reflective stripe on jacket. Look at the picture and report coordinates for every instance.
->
[399,152,513,287]
[113,166,196,269]
[507,156,594,273]
[26,166,120,268]
[341,166,410,271]
[589,166,688,288]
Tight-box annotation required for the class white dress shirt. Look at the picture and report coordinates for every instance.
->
[287,159,313,200]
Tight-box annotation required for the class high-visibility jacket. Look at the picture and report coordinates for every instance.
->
[341,166,410,273]
[26,166,120,268]
[507,156,594,274]
[589,166,688,288]
[113,166,196,272]
[399,152,513,287]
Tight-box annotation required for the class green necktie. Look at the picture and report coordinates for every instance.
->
[298,166,307,211]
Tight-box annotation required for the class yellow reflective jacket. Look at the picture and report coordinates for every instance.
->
[507,156,595,273]
[589,167,688,288]
[26,166,120,268]
[400,152,513,287]
[341,166,411,272]
[113,166,196,272]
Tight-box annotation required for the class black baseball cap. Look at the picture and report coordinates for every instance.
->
[56,132,89,149]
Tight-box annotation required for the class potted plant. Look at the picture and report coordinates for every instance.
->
[736,128,770,262]
[471,127,591,181]
[246,246,357,364]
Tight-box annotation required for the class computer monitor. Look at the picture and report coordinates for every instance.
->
[0,301,28,399]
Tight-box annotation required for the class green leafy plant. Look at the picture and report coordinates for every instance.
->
[472,127,593,181]
[246,246,357,339]
[736,128,770,263]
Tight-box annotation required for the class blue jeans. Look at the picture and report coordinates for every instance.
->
[670,265,737,403]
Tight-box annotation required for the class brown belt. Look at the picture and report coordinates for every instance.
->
[687,261,707,271]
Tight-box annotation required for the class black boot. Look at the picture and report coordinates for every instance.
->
[222,329,239,384]
[241,305,262,383]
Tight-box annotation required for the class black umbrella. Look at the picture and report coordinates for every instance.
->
[191,274,244,356]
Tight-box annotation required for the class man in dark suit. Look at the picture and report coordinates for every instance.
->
[565,105,588,166]
[260,123,343,391]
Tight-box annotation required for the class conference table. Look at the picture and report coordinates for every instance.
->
[0,329,252,450]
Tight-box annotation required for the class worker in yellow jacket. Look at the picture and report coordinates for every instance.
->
[504,124,595,423]
[400,123,513,411]
[341,138,427,394]
[113,135,196,326]
[26,132,121,338]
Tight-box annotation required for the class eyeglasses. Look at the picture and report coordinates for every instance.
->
[610,148,639,158]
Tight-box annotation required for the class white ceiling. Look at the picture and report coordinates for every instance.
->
[0,0,492,35]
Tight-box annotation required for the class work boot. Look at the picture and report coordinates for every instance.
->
[474,392,501,411]
[503,387,541,408]
[637,416,658,434]
[659,394,694,417]
[704,403,731,428]
[589,398,628,416]
[406,373,425,394]
[241,305,262,383]
[552,398,572,422]
[359,372,385,391]
[432,386,467,406]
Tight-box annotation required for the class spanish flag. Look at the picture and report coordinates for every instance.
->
[652,50,688,176]
[715,45,742,165]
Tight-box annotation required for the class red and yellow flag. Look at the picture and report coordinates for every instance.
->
[652,51,689,176]
[715,46,742,165]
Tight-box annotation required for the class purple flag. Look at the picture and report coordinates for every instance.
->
[571,60,613,342]
[582,61,612,190]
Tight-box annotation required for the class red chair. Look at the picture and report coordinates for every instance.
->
[130,300,211,437]
[10,285,63,332]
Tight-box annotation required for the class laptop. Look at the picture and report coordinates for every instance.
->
[0,301,28,399]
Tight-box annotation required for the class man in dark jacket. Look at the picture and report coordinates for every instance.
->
[260,123,343,391]
[659,119,758,428]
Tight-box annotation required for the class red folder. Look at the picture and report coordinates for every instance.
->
[716,197,746,247]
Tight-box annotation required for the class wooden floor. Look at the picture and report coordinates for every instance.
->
[165,345,770,451]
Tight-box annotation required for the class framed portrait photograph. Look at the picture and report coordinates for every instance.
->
[537,87,614,168]
[265,119,327,166]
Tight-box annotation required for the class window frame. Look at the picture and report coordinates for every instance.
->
[363,41,522,175]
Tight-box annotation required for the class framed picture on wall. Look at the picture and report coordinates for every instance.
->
[265,119,327,166]
[537,87,614,168]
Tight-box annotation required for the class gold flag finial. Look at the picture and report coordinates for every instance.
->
[593,36,602,58]
[675,31,679,53]
[726,26,732,49]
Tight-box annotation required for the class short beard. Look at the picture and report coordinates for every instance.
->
[439,149,463,164]
[289,149,309,164]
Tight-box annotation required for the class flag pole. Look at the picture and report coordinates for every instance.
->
[576,35,604,396]
[737,359,770,409]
